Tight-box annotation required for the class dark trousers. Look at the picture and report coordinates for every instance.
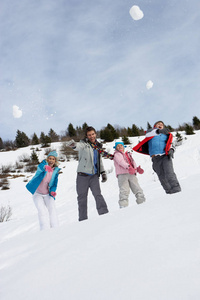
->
[76,174,109,221]
[152,155,181,194]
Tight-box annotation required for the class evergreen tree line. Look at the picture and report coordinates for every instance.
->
[1,116,200,150]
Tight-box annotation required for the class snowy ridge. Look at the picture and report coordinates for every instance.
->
[0,132,200,300]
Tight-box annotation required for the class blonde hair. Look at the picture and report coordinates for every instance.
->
[46,156,59,167]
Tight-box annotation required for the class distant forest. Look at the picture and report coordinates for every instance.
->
[1,116,200,151]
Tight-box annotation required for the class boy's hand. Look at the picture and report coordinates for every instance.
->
[168,149,174,159]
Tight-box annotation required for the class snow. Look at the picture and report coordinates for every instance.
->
[146,80,154,90]
[1,132,200,300]
[129,5,144,21]
[12,105,23,118]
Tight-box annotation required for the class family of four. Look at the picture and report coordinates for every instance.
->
[26,122,181,230]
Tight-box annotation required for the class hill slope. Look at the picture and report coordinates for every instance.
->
[1,132,200,300]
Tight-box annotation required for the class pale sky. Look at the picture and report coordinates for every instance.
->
[0,0,200,140]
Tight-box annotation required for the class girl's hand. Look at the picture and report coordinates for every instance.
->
[45,165,53,172]
[137,166,144,174]
[128,166,135,175]
[50,192,56,197]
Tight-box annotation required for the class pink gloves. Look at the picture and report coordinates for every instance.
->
[128,165,144,174]
[45,165,53,172]
[50,192,56,198]
[128,166,136,175]
[137,166,144,174]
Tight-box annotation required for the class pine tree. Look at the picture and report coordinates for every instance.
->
[147,122,152,130]
[131,124,140,136]
[40,132,51,147]
[100,124,119,142]
[166,125,174,132]
[122,136,131,144]
[31,150,39,164]
[100,128,113,142]
[0,137,4,149]
[127,127,133,137]
[185,123,195,135]
[82,122,88,132]
[15,130,30,148]
[31,133,39,145]
[67,123,76,137]
[106,123,119,139]
[192,116,200,130]
[48,128,59,142]
[175,132,183,146]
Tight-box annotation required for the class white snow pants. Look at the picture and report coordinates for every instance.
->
[117,173,146,208]
[33,192,59,230]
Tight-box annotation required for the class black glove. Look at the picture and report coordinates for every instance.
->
[101,172,107,183]
[156,128,169,135]
[168,149,174,159]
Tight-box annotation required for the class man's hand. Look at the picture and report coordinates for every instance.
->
[65,139,76,147]
[101,172,107,183]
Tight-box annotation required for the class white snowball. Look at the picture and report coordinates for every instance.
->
[146,80,154,90]
[13,105,23,118]
[129,5,144,21]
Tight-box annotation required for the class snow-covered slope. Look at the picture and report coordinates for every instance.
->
[1,132,200,300]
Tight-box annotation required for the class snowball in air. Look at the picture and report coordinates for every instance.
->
[13,105,23,118]
[146,80,154,89]
[129,5,144,21]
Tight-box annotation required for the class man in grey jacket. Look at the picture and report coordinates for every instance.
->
[68,126,109,221]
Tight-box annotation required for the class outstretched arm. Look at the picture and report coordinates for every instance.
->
[146,128,158,137]
[65,139,76,148]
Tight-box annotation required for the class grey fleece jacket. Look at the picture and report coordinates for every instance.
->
[74,140,105,175]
